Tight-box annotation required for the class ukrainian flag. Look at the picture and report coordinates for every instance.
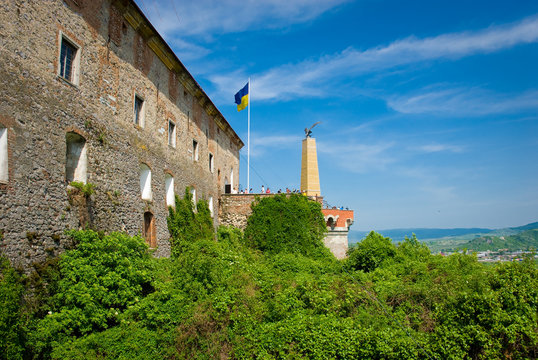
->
[234,82,249,112]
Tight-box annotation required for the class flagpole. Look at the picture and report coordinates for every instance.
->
[247,77,250,194]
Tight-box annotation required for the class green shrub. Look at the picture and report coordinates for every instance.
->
[244,194,327,256]
[30,230,154,357]
[347,231,397,272]
[0,256,25,360]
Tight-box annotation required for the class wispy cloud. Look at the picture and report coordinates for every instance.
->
[388,87,538,116]
[414,143,465,154]
[210,15,538,101]
[136,0,350,37]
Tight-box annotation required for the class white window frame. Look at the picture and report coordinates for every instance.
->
[168,119,176,147]
[134,94,145,128]
[58,32,81,85]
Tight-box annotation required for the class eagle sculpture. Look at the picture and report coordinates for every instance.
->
[304,121,321,138]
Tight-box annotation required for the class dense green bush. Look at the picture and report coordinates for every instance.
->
[30,230,155,357]
[347,230,397,272]
[1,195,536,359]
[0,256,25,360]
[244,194,328,256]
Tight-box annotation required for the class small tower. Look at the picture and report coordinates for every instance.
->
[300,137,321,197]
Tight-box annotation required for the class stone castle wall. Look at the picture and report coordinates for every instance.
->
[218,194,275,229]
[0,0,242,268]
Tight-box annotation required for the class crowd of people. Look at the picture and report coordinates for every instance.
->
[233,186,349,210]
[236,185,306,195]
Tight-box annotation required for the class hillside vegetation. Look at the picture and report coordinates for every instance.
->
[1,193,537,359]
[456,229,538,252]
[426,228,538,253]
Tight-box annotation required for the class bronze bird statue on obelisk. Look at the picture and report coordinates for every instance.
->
[304,121,321,138]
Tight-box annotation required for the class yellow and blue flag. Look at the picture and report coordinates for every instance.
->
[234,82,249,112]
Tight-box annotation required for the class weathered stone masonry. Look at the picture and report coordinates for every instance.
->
[0,0,243,268]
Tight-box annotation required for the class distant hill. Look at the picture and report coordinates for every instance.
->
[455,229,538,252]
[508,222,538,231]
[349,227,493,244]
[349,221,538,253]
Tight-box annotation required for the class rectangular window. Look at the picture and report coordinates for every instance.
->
[0,128,8,183]
[168,120,176,147]
[59,37,79,83]
[134,95,144,127]
[192,140,198,161]
[209,153,214,173]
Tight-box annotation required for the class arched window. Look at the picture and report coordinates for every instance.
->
[143,211,156,247]
[165,173,175,207]
[327,217,335,230]
[139,163,152,200]
[0,127,7,183]
[65,132,87,183]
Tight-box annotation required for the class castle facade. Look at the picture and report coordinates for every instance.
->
[0,0,243,267]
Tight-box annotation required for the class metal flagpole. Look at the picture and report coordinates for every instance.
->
[247,78,250,193]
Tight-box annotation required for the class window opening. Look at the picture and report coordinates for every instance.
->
[165,174,175,207]
[134,95,144,127]
[59,37,78,82]
[192,140,198,161]
[139,163,152,200]
[65,132,87,183]
[168,120,176,147]
[0,128,7,182]
[143,211,156,248]
[208,196,214,218]
[190,187,197,211]
[209,153,214,173]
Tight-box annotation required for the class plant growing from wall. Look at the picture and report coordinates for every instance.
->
[167,187,214,257]
[68,181,95,197]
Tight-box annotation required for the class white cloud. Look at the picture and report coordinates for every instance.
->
[136,0,350,37]
[167,37,211,62]
[210,15,538,101]
[415,143,465,154]
[388,87,538,116]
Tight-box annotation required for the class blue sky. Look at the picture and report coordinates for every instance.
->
[135,0,538,230]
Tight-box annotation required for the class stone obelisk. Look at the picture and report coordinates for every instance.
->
[300,137,321,197]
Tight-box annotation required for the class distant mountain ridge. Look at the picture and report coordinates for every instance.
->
[349,221,538,244]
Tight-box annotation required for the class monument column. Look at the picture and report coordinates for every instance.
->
[300,137,321,197]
